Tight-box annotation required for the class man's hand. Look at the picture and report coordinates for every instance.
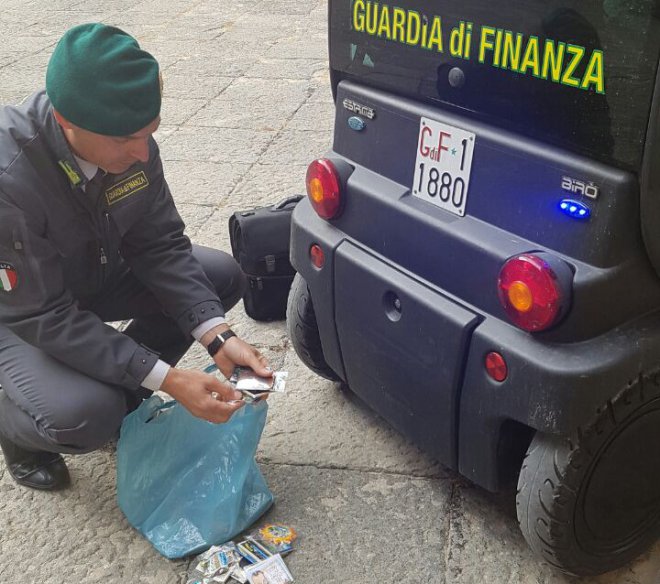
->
[202,324,272,379]
[160,368,244,424]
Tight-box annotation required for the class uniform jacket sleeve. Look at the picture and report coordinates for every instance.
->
[118,140,225,337]
[0,195,159,390]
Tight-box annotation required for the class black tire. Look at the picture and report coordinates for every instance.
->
[516,372,660,576]
[286,273,339,381]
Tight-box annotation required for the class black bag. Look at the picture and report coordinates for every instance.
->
[228,195,303,321]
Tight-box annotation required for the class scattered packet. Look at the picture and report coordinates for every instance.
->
[199,545,223,561]
[248,538,290,556]
[196,543,240,577]
[243,554,294,584]
[237,537,273,564]
[229,566,248,583]
[195,560,211,575]
[208,551,231,575]
[198,542,236,563]
[211,571,233,583]
[249,525,297,555]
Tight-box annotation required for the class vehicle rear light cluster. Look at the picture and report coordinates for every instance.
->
[306,158,342,219]
[497,253,572,332]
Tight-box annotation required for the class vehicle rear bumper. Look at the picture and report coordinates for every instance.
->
[291,199,660,489]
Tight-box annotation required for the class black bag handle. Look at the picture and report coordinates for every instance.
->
[273,195,303,210]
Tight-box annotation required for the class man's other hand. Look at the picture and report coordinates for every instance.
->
[160,368,244,423]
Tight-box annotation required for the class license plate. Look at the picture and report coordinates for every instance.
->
[412,117,476,217]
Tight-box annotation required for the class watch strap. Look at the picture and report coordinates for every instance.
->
[207,329,237,357]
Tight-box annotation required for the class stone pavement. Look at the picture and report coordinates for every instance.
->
[0,1,659,583]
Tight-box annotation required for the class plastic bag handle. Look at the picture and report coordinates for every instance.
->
[144,400,177,423]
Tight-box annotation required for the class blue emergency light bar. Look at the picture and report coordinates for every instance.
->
[559,199,590,221]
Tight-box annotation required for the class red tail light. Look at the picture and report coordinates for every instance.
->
[306,158,342,219]
[497,253,572,332]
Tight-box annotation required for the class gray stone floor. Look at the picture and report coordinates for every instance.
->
[1,1,659,583]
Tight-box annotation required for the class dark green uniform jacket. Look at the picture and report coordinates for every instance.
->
[0,91,224,390]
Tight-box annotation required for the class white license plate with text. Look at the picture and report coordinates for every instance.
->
[412,117,475,217]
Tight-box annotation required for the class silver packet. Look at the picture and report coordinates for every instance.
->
[230,367,288,402]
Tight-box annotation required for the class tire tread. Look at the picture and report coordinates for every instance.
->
[286,274,339,381]
[516,370,660,576]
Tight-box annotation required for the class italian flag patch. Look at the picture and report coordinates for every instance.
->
[0,262,18,293]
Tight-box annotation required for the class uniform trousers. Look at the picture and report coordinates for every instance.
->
[0,245,245,454]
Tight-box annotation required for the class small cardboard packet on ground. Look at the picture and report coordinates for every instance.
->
[195,542,242,581]
[248,525,297,555]
[237,537,272,563]
[243,554,293,584]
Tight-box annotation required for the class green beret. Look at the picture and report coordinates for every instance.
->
[46,23,161,136]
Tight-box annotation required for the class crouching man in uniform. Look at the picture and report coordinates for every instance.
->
[0,23,271,490]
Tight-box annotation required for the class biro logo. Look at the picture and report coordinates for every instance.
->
[561,176,599,199]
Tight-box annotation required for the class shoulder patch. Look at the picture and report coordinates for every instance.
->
[105,171,149,206]
[0,262,18,292]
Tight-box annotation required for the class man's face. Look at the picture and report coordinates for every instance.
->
[56,114,161,175]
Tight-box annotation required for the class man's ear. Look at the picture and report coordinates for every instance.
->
[52,109,74,130]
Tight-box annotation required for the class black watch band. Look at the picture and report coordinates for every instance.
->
[207,329,237,357]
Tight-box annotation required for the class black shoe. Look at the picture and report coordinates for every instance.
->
[0,430,70,491]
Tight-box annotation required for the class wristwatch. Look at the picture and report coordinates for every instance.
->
[206,329,237,357]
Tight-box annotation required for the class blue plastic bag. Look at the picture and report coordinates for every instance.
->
[116,394,273,559]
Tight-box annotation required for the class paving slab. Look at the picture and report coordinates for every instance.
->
[266,32,330,61]
[175,203,217,239]
[165,51,256,79]
[162,160,248,206]
[230,163,308,208]
[188,78,310,132]
[288,100,336,133]
[185,465,451,584]
[26,10,116,35]
[217,15,309,48]
[244,58,327,82]
[259,128,332,167]
[0,449,188,584]
[161,74,234,101]
[159,126,277,165]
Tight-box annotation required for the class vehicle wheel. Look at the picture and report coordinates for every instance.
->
[286,273,339,381]
[516,373,660,576]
